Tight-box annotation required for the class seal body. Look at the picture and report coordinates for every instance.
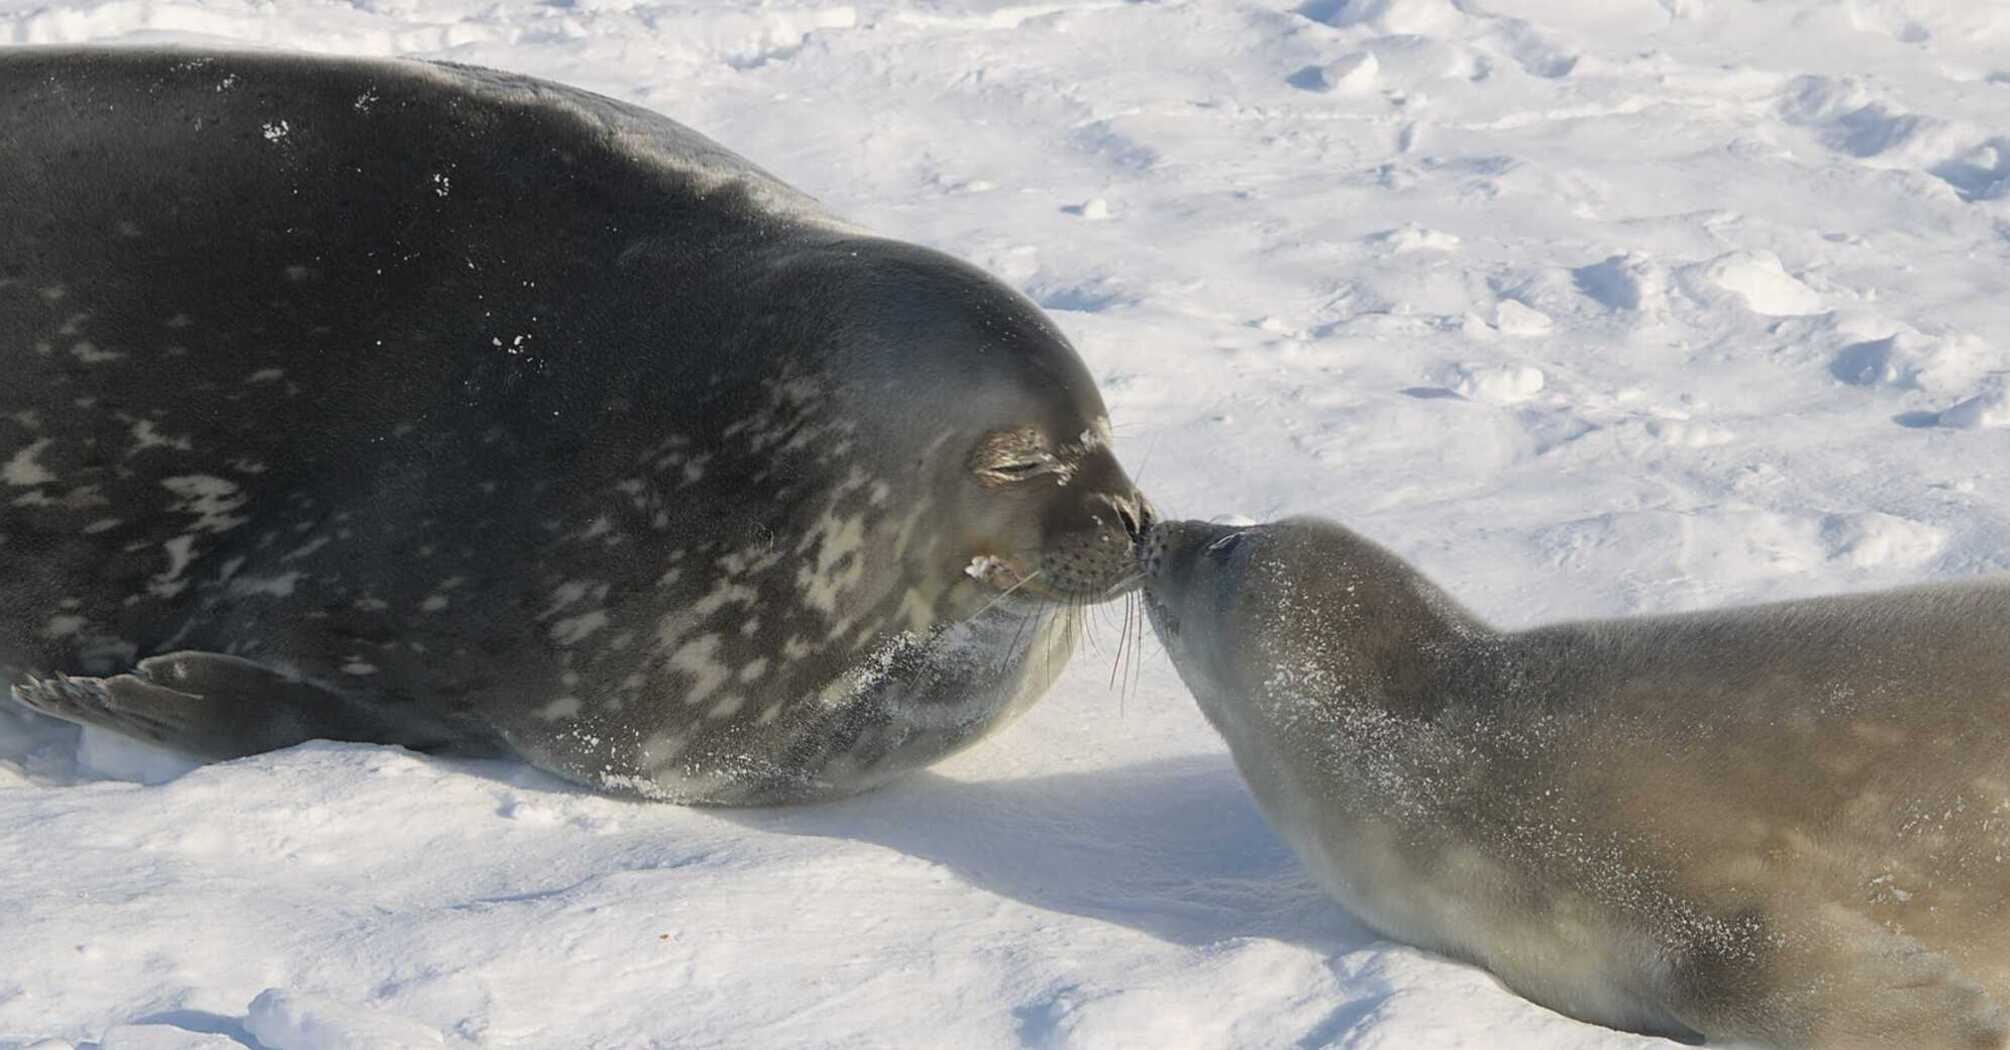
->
[1142,517,2010,1049]
[0,47,1151,804]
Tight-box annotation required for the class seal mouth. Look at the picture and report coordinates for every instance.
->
[1136,520,1175,581]
[1134,522,1177,637]
[965,551,1146,604]
[1138,581,1177,641]
[1134,519,1256,642]
[963,553,1062,603]
[966,554,1029,591]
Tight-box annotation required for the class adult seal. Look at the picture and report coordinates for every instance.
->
[1141,517,2010,1049]
[0,47,1153,805]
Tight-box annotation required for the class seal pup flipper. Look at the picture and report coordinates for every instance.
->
[1653,900,2008,1049]
[1827,941,2010,1050]
[1758,916,2009,1050]
[10,652,440,759]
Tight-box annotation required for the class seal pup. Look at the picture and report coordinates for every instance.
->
[1141,517,2010,1049]
[0,47,1153,804]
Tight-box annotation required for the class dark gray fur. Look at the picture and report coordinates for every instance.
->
[1,48,1147,803]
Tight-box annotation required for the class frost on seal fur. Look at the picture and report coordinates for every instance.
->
[1144,516,2010,1050]
[599,597,1072,804]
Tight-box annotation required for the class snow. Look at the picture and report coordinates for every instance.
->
[1698,251,1827,317]
[1936,385,2010,430]
[5,0,2010,1046]
[243,990,444,1049]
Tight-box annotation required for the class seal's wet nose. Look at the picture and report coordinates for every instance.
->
[1116,494,1156,544]
[1141,518,1173,567]
[1136,518,1181,579]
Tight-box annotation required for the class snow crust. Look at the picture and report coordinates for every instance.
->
[7,0,2010,1046]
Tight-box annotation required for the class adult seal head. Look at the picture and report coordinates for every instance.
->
[1142,517,2010,1050]
[0,47,1154,805]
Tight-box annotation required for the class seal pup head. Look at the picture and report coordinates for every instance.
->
[1136,518,1277,697]
[1137,516,1481,705]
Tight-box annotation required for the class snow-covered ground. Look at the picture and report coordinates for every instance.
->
[6,0,2010,1046]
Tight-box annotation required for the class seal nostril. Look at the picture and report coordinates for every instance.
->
[1111,501,1142,543]
[1116,493,1153,543]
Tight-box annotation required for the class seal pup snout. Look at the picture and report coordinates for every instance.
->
[1138,519,1251,579]
[1136,520,1272,671]
[1139,516,1258,599]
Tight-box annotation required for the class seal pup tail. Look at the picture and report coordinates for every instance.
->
[11,651,456,760]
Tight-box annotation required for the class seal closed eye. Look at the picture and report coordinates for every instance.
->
[1143,516,2010,1049]
[0,47,1151,805]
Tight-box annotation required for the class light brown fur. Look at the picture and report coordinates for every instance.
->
[1143,517,2010,1049]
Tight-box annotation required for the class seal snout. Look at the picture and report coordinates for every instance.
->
[1137,520,1173,580]
[1138,519,1248,584]
[1026,486,1156,600]
[1112,492,1155,546]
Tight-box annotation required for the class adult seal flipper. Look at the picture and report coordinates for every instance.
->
[1141,517,2010,1049]
[0,47,1152,804]
[12,651,468,759]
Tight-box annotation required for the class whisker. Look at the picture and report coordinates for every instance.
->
[1042,600,1067,687]
[1131,591,1147,705]
[1130,430,1164,488]
[1100,572,1145,601]
[1117,591,1136,706]
[1112,591,1134,716]
[1008,599,1051,677]
[965,568,1046,625]
[1045,595,1077,687]
[1109,592,1130,692]
[1071,596,1089,660]
[999,604,1038,676]
[1132,592,1145,707]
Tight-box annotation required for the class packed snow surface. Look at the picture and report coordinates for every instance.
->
[6,0,2010,1046]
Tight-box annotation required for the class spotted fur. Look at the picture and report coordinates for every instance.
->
[0,48,1149,804]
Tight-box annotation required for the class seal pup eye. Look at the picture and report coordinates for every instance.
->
[1206,530,1249,560]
